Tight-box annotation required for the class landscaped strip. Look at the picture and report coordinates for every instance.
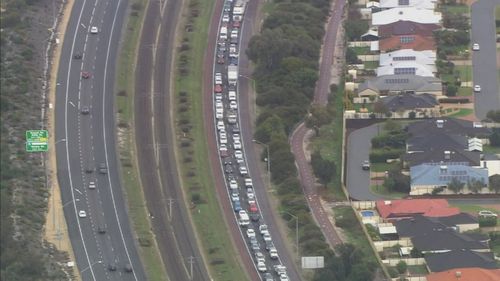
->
[114,1,168,280]
[173,0,248,280]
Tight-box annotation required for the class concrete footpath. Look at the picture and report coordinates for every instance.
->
[43,0,81,279]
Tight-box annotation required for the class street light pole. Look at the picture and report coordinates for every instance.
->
[280,211,299,259]
[252,139,271,189]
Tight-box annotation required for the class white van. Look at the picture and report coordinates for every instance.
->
[220,26,228,40]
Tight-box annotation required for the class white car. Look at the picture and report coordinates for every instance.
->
[472,43,480,51]
[232,133,240,141]
[244,178,253,187]
[88,181,96,189]
[215,77,222,85]
[479,210,498,218]
[279,273,289,281]
[215,100,223,109]
[233,140,242,149]
[255,252,265,263]
[239,166,248,175]
[257,262,267,273]
[231,192,239,202]
[78,210,87,218]
[217,121,225,131]
[274,265,287,275]
[263,233,272,242]
[229,179,238,190]
[234,150,243,159]
[90,26,98,34]
[259,224,269,235]
[246,228,256,238]
[214,93,223,101]
[219,144,227,152]
[229,101,238,110]
[216,109,224,119]
[246,188,255,200]
[228,91,237,101]
[474,85,481,92]
[269,247,278,259]
[222,14,230,22]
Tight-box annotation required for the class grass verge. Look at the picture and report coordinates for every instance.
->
[369,185,405,199]
[173,0,248,280]
[114,1,168,280]
[446,108,474,118]
[450,204,500,225]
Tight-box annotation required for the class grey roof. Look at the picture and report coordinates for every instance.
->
[358,74,442,94]
[381,93,438,111]
[411,229,489,252]
[425,250,498,272]
[407,133,467,152]
[407,118,491,138]
[404,146,481,167]
[394,214,478,238]
[410,163,489,187]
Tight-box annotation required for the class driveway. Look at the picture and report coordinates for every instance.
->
[346,124,386,201]
[471,0,500,120]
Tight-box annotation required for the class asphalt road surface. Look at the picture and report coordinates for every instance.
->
[346,124,385,201]
[471,0,500,120]
[133,0,211,280]
[55,0,146,280]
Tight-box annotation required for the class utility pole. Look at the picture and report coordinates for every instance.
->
[187,256,195,280]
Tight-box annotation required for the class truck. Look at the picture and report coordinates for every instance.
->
[232,0,246,22]
[238,210,250,226]
[228,65,238,85]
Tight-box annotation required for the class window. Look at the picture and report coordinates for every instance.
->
[384,78,410,84]
[400,36,415,44]
[398,0,410,5]
[393,56,416,61]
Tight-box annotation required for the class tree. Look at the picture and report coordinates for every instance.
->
[468,178,484,194]
[408,111,416,119]
[448,177,465,194]
[410,247,423,258]
[384,167,410,193]
[344,19,369,41]
[486,110,500,122]
[384,119,402,132]
[396,261,407,275]
[489,128,500,147]
[489,175,500,193]
[346,47,361,64]
[311,151,336,186]
[446,84,458,96]
[373,101,389,115]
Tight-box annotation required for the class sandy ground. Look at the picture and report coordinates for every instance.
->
[43,0,81,280]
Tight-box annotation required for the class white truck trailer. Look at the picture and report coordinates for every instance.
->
[228,65,238,86]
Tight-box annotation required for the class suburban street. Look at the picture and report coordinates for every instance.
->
[471,0,500,120]
[54,0,146,280]
[289,0,346,250]
[346,124,386,201]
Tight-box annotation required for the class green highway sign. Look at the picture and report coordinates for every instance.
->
[26,130,49,152]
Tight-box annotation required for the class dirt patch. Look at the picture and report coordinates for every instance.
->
[43,0,81,279]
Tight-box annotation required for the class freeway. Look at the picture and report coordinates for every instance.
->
[133,0,211,279]
[55,0,146,280]
[471,0,500,120]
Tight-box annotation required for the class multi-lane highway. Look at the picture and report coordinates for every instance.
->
[471,0,500,120]
[55,0,145,280]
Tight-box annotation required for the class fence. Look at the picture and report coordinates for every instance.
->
[374,239,412,252]
[352,201,376,209]
[383,258,425,266]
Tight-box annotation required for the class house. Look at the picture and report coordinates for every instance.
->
[372,8,442,26]
[360,29,379,41]
[394,213,479,236]
[424,251,498,272]
[379,34,436,52]
[410,163,489,195]
[379,93,439,118]
[481,154,500,176]
[378,20,441,39]
[376,61,436,77]
[407,118,491,139]
[411,229,490,253]
[427,268,500,281]
[357,74,443,99]
[379,0,437,10]
[379,49,436,67]
[376,199,460,221]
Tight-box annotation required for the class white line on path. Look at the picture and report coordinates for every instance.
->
[69,101,76,107]
[75,188,83,195]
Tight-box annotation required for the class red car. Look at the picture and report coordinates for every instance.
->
[249,202,258,213]
[81,71,91,79]
[232,21,241,29]
[217,56,225,64]
[214,84,222,93]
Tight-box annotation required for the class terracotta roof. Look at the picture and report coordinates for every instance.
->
[427,268,500,281]
[376,199,460,220]
[380,35,436,52]
[379,20,441,38]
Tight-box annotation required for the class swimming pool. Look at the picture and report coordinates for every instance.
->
[360,210,375,217]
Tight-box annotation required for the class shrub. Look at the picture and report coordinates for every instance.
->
[479,217,497,227]
[369,149,404,163]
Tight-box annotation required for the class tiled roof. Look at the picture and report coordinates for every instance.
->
[404,147,481,167]
[394,213,478,237]
[379,0,437,10]
[425,251,498,272]
[379,49,436,66]
[380,93,438,111]
[427,268,500,281]
[407,118,491,138]
[376,199,459,219]
[378,20,441,37]
[372,8,442,26]
[407,133,467,152]
[357,74,442,94]
[379,35,436,52]
[412,230,489,252]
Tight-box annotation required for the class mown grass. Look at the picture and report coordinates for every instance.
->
[483,144,500,154]
[369,185,405,199]
[114,1,168,280]
[447,108,474,118]
[351,46,371,55]
[442,4,469,14]
[364,60,379,70]
[173,0,248,280]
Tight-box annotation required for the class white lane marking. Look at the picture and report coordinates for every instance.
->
[69,101,76,107]
[62,0,97,279]
[81,23,87,29]
[101,0,139,278]
[75,188,83,195]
